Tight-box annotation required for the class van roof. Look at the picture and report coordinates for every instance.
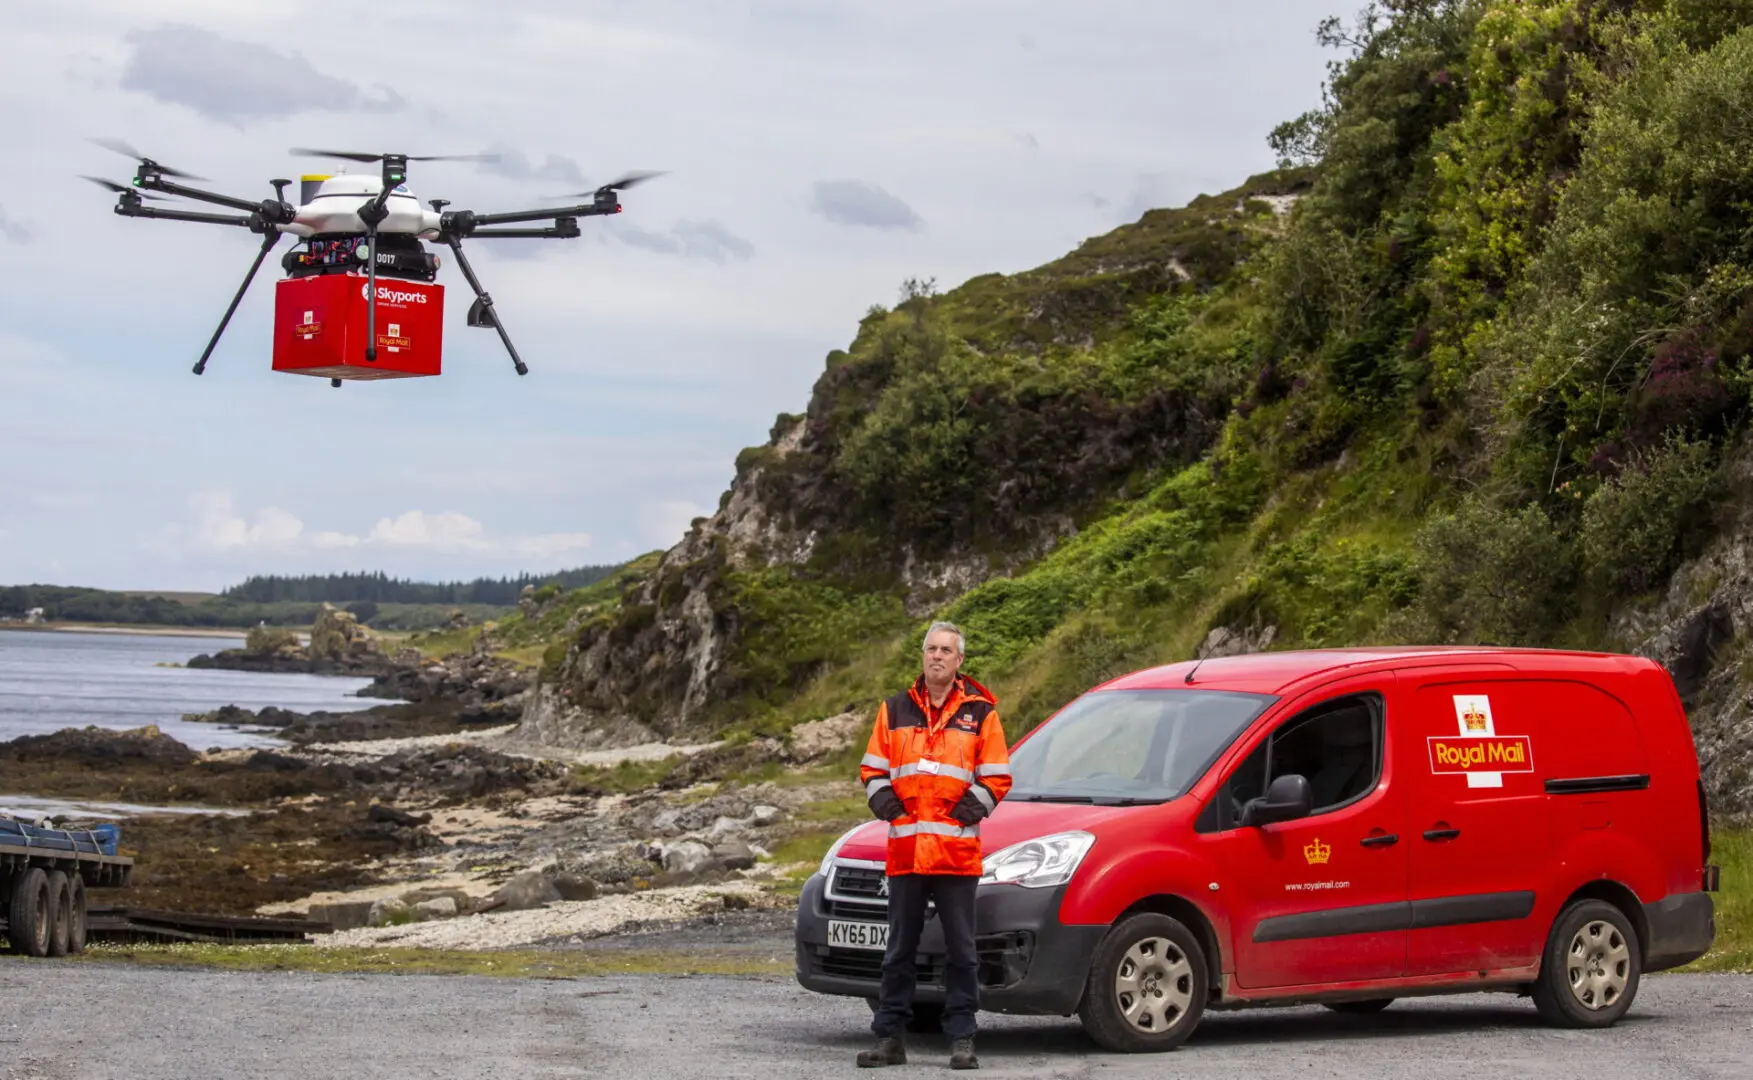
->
[1099,645,1662,696]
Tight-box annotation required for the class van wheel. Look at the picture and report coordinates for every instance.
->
[1325,998,1394,1014]
[1077,913,1208,1053]
[1532,900,1640,1028]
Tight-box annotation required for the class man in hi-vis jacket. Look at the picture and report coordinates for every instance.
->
[857,620,1012,1070]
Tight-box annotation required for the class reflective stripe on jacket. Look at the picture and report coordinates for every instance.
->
[859,674,1012,876]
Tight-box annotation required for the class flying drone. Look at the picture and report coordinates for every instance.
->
[83,138,664,386]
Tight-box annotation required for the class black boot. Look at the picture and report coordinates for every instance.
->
[857,1035,906,1067]
[950,1036,979,1069]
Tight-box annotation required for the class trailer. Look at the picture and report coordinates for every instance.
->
[0,817,133,957]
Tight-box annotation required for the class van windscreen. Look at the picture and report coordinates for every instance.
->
[1008,688,1274,804]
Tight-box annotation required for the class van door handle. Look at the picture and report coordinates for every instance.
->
[1423,827,1461,841]
[1360,833,1398,847]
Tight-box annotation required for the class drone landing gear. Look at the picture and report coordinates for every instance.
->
[194,228,282,376]
[445,236,528,376]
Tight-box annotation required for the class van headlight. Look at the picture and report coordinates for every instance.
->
[817,823,867,878]
[980,831,1095,888]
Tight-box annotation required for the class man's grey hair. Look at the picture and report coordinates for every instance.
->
[923,620,965,656]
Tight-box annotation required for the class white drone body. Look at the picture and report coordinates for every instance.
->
[288,173,443,239]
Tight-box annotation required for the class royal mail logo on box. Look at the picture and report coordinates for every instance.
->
[1428,694,1534,788]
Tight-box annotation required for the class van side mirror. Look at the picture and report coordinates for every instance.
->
[1241,774,1312,827]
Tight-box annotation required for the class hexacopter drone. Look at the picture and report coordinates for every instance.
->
[84,138,664,386]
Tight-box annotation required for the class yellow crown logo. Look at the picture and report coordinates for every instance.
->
[1462,706,1488,732]
[1303,838,1331,865]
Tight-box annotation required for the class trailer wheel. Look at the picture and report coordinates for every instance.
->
[66,875,88,954]
[45,872,71,957]
[7,868,51,957]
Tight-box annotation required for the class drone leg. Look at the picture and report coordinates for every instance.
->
[331,378,342,388]
[194,229,280,376]
[364,224,380,364]
[445,236,528,376]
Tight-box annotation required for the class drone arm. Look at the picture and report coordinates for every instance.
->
[444,237,528,376]
[116,202,256,228]
[459,221,582,239]
[139,177,279,217]
[453,202,618,229]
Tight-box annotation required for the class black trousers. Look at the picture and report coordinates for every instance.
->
[871,872,979,1041]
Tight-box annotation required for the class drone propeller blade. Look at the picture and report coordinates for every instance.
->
[409,153,502,163]
[291,148,501,164]
[81,175,171,201]
[88,137,208,180]
[290,147,387,163]
[541,170,669,200]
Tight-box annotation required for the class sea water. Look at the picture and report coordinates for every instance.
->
[0,628,376,751]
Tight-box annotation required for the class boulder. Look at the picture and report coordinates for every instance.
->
[491,870,562,912]
[788,711,865,762]
[552,873,600,902]
[368,897,412,927]
[660,839,714,875]
[749,805,784,828]
[413,897,460,920]
[710,841,757,872]
[308,900,375,932]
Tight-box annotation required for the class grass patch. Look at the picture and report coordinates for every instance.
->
[568,755,685,795]
[62,942,788,978]
[1682,827,1751,974]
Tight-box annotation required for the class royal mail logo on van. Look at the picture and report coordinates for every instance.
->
[1429,736,1533,773]
[1428,694,1533,788]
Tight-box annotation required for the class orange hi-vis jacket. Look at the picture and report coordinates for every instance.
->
[860,674,1012,877]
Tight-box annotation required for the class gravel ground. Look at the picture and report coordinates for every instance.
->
[0,965,1747,1079]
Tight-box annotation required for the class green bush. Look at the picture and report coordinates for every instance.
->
[1579,433,1721,595]
[1402,498,1577,644]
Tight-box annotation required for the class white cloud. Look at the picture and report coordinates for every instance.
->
[192,493,305,551]
[639,500,711,549]
[366,510,488,552]
[174,495,591,561]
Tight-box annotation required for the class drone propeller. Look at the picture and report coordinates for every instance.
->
[88,137,208,180]
[289,147,502,164]
[81,175,172,201]
[543,170,669,199]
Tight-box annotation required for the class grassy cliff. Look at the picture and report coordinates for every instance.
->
[521,0,1753,821]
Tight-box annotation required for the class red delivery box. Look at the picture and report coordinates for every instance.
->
[272,274,445,380]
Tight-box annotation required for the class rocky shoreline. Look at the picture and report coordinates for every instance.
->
[0,642,868,953]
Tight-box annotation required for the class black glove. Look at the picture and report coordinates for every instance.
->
[949,789,990,827]
[869,786,905,822]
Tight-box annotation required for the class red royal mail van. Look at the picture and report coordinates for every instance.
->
[793,647,1721,1052]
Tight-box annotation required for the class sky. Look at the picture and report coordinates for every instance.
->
[0,0,1333,592]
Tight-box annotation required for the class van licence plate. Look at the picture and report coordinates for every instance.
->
[828,920,888,951]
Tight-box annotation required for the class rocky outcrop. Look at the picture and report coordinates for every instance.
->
[354,642,533,708]
[1608,455,1753,823]
[188,606,397,677]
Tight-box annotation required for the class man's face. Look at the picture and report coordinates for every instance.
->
[923,630,963,683]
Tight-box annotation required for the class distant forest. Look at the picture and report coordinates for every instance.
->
[0,563,623,630]
[220,566,620,606]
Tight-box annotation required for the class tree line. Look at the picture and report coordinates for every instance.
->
[219,566,619,606]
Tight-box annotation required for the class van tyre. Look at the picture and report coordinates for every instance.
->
[1532,899,1640,1029]
[7,868,51,957]
[1077,913,1208,1053]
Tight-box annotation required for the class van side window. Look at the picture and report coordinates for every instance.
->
[1199,693,1384,831]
